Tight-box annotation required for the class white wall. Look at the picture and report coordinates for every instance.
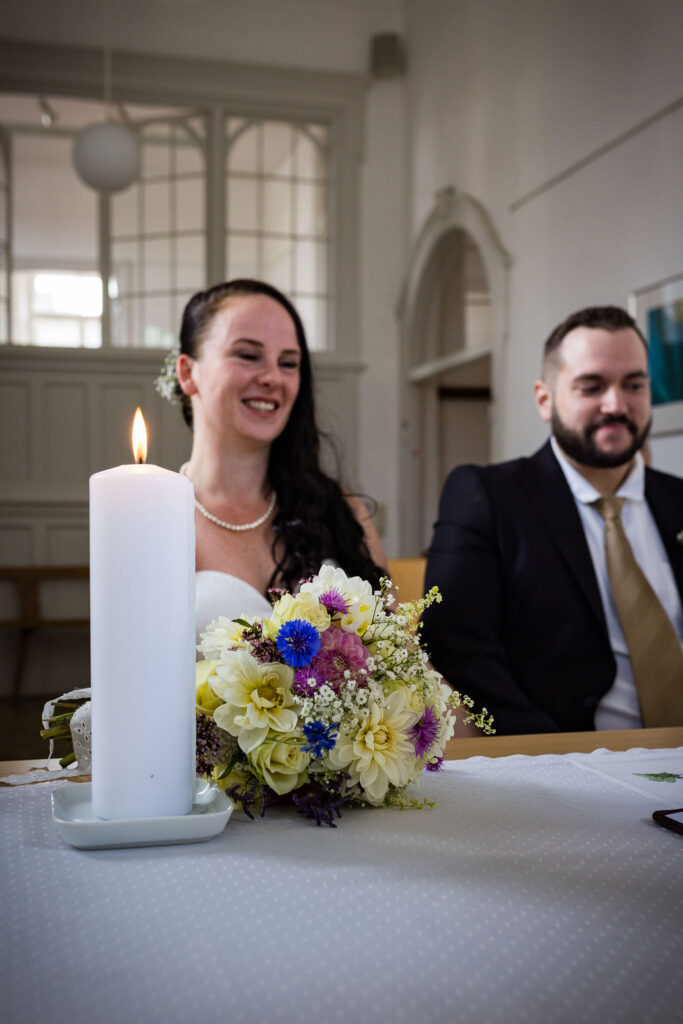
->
[405,0,683,466]
[357,74,407,548]
[1,0,404,73]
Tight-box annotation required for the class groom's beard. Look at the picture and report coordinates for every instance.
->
[551,409,651,468]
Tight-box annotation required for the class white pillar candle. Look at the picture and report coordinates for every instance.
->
[90,411,195,819]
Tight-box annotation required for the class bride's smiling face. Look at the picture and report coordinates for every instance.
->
[187,294,302,446]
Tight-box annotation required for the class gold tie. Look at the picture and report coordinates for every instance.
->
[593,495,683,727]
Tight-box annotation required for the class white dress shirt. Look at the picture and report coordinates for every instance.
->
[550,438,683,729]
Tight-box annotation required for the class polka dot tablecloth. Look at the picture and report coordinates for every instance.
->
[3,749,683,1024]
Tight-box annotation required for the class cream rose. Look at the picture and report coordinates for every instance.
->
[248,734,310,795]
[195,658,224,716]
[263,591,331,638]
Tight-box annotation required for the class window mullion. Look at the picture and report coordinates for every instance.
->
[0,126,12,344]
[99,192,112,349]
[257,122,263,278]
[291,124,297,297]
[205,105,225,285]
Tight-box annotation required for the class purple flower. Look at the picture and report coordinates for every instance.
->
[238,619,280,664]
[293,665,326,695]
[249,635,281,665]
[291,775,353,827]
[425,756,444,772]
[319,588,349,615]
[276,619,322,669]
[195,714,234,777]
[411,705,440,758]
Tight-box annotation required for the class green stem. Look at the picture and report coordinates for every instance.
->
[45,712,75,726]
[40,726,71,740]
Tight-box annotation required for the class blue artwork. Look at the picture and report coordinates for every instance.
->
[647,300,683,405]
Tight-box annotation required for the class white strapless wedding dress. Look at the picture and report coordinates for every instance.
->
[195,570,272,643]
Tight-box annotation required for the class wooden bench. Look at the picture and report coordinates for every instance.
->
[386,557,427,604]
[0,567,89,701]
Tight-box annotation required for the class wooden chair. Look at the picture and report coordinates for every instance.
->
[386,557,427,604]
[0,566,89,701]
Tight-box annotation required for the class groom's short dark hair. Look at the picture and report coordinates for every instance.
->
[542,305,647,381]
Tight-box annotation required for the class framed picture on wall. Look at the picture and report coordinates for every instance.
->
[629,272,683,476]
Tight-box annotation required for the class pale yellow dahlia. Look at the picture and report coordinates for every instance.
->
[326,688,421,804]
[211,649,297,753]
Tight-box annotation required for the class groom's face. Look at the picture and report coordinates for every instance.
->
[536,326,652,469]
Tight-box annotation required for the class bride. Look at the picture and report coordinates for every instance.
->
[169,278,388,638]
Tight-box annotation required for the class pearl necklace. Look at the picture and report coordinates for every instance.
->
[179,463,276,532]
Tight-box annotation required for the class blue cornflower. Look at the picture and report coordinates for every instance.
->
[276,619,322,668]
[301,720,338,758]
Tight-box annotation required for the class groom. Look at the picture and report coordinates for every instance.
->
[421,305,683,735]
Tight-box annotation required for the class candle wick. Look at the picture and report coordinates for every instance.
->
[136,457,144,465]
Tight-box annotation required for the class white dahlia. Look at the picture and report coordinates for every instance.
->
[326,688,420,804]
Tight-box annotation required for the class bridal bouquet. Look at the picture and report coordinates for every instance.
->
[195,564,493,826]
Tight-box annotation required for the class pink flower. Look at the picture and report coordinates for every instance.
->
[307,626,369,692]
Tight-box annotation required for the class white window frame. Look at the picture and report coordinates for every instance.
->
[12,268,102,348]
[0,124,11,343]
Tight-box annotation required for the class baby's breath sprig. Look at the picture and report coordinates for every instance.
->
[376,579,442,632]
[383,785,436,811]
[447,690,496,735]
[154,346,181,404]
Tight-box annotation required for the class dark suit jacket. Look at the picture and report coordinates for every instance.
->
[421,441,683,734]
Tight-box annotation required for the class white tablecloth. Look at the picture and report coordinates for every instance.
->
[3,748,683,1024]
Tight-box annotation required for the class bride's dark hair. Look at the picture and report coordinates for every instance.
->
[178,278,383,594]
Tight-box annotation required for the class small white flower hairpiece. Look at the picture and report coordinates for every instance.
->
[154,347,181,405]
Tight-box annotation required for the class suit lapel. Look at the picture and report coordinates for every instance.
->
[517,441,607,628]
[645,470,683,602]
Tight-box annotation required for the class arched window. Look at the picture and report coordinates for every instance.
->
[226,118,329,350]
[110,114,206,348]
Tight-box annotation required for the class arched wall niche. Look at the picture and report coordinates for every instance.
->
[397,187,512,554]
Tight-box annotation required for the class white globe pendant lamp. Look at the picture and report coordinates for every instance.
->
[73,121,140,192]
[71,0,141,193]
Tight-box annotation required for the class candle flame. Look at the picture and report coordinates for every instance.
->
[132,408,147,464]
